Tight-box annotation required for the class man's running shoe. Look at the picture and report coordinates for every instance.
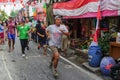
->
[49,62,52,69]
[53,69,59,77]
[38,46,40,50]
[22,54,26,57]
[27,46,29,50]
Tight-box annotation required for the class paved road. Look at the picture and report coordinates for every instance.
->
[0,38,103,80]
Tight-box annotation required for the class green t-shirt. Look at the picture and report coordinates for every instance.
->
[17,24,30,39]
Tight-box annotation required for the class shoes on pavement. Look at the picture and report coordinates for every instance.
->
[38,46,40,50]
[27,46,29,50]
[8,49,11,52]
[53,69,58,76]
[22,54,26,57]
[49,62,52,69]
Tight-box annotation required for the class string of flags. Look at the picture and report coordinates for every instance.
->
[0,0,47,11]
[0,0,27,8]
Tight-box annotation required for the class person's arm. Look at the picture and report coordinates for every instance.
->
[46,26,51,39]
[46,30,50,39]
[27,25,31,34]
[16,26,20,37]
[37,32,44,38]
[60,29,69,36]
[59,25,69,36]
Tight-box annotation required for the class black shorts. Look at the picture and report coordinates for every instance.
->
[38,38,46,47]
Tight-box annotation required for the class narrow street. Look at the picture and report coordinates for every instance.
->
[0,38,103,80]
[0,0,120,80]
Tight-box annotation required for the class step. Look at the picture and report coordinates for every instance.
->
[82,62,100,73]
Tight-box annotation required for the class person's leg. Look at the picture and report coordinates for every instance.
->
[11,34,15,51]
[8,39,11,52]
[20,39,25,54]
[26,39,29,50]
[63,37,68,57]
[31,33,34,40]
[43,45,47,55]
[61,36,64,52]
[7,33,12,52]
[53,51,59,69]
[42,40,47,55]
[38,38,41,49]
[38,43,40,49]
[20,39,24,54]
[50,46,60,75]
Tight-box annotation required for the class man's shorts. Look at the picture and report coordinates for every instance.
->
[7,33,15,40]
[49,46,60,53]
[0,32,4,38]
[38,37,47,46]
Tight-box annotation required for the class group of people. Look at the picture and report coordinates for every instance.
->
[3,15,70,76]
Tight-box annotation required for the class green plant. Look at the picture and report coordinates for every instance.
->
[0,10,8,22]
[98,31,110,55]
[10,10,18,18]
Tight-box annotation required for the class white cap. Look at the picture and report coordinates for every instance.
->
[55,16,61,19]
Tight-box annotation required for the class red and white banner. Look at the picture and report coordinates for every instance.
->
[53,0,120,18]
[53,0,99,17]
[101,0,120,17]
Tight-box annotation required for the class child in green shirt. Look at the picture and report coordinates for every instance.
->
[17,20,30,57]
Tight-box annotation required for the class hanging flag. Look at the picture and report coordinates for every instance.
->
[10,0,15,2]
[3,0,8,3]
[4,4,6,7]
[89,1,101,47]
[43,3,46,9]
[43,3,46,13]
[33,1,37,6]
[93,6,101,43]
[27,1,31,6]
[32,8,36,12]
[32,7,37,19]
[14,3,16,7]
[33,12,37,16]
[20,0,23,3]
[22,3,25,7]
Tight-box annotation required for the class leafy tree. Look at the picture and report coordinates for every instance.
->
[0,10,8,22]
[10,10,18,18]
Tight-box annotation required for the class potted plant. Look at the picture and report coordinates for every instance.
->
[98,31,110,56]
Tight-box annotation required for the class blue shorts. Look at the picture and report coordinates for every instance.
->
[7,33,15,40]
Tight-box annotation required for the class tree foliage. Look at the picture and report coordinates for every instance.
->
[10,10,18,18]
[0,10,8,22]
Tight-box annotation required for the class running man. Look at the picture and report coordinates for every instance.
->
[46,16,69,76]
[35,20,42,49]
[36,20,47,55]
[7,17,16,52]
[40,21,48,55]
[17,20,30,57]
